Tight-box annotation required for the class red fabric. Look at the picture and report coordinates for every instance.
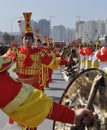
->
[96,50,107,62]
[56,53,61,57]
[32,82,44,91]
[60,59,69,65]
[79,49,86,56]
[102,47,107,56]
[18,46,41,54]
[41,55,53,65]
[47,102,75,124]
[84,47,93,56]
[0,71,22,108]
[5,52,16,61]
[21,50,33,70]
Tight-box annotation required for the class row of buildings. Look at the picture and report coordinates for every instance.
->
[18,19,75,45]
[76,18,107,43]
[18,17,107,44]
[1,17,107,46]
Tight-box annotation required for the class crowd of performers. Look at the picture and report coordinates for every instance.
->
[78,45,107,73]
[0,12,94,130]
[69,37,107,73]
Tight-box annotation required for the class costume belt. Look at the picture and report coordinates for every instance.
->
[2,83,34,114]
[18,76,39,84]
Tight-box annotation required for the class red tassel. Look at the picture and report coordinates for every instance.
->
[9,118,14,124]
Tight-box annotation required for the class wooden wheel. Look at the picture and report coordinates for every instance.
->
[53,68,107,130]
[60,47,80,82]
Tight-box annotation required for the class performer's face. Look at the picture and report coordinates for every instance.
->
[22,36,33,48]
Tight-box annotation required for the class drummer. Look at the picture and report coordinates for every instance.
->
[0,53,94,130]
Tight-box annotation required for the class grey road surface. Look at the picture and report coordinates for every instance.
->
[0,68,69,130]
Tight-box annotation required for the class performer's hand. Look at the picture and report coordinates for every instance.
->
[74,108,94,127]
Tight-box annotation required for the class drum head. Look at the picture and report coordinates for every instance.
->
[53,68,107,130]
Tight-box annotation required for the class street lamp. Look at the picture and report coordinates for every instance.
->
[50,16,55,37]
[11,16,23,34]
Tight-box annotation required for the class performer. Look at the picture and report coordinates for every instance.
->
[5,12,69,91]
[79,48,86,71]
[47,38,60,84]
[0,55,94,130]
[41,36,50,88]
[35,29,50,88]
[83,46,93,69]
[92,46,107,72]
[5,12,69,130]
[35,29,42,47]
[79,47,93,71]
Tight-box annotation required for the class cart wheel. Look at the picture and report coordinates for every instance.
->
[53,68,107,130]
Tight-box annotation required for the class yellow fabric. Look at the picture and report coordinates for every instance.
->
[42,57,60,70]
[80,57,85,69]
[41,66,48,87]
[15,51,42,75]
[103,68,107,74]
[3,88,53,128]
[2,83,33,113]
[49,57,60,70]
[85,60,92,69]
[91,60,99,68]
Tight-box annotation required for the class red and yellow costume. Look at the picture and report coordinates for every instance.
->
[0,56,75,129]
[46,38,61,86]
[5,45,68,90]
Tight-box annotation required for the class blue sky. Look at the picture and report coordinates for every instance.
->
[1,0,107,32]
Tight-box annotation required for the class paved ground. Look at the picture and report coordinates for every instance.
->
[0,68,69,130]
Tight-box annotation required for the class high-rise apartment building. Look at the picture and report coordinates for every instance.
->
[52,25,66,41]
[38,19,50,40]
[76,19,107,42]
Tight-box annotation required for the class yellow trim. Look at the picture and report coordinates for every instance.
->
[91,59,99,68]
[0,56,13,72]
[48,57,60,70]
[2,84,53,128]
[2,84,33,114]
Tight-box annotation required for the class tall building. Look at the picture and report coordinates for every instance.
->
[38,19,50,40]
[76,21,85,39]
[52,25,66,41]
[76,19,107,42]
[65,28,76,43]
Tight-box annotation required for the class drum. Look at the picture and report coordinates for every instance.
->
[60,46,80,82]
[53,68,107,130]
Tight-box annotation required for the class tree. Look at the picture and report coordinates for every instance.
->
[3,33,11,44]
